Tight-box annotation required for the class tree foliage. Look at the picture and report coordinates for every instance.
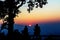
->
[0,0,47,19]
[0,0,47,31]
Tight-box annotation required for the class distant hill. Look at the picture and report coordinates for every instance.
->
[0,21,60,35]
[14,22,60,35]
[40,21,60,35]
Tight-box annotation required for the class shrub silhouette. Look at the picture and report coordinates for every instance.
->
[13,30,22,40]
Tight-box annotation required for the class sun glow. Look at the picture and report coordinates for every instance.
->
[29,24,32,27]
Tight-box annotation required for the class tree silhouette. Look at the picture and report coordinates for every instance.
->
[27,0,34,13]
[35,0,47,8]
[0,0,26,39]
[33,24,41,40]
[27,0,47,13]
[0,0,48,39]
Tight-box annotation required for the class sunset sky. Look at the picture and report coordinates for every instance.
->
[0,0,60,25]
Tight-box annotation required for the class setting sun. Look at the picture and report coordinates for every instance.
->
[29,24,32,27]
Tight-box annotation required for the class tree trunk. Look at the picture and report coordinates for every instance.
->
[7,8,14,39]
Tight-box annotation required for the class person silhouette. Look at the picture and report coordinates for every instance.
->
[33,24,41,40]
[22,26,30,40]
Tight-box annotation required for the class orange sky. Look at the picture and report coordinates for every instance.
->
[14,9,60,25]
[0,0,60,25]
[14,0,60,25]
